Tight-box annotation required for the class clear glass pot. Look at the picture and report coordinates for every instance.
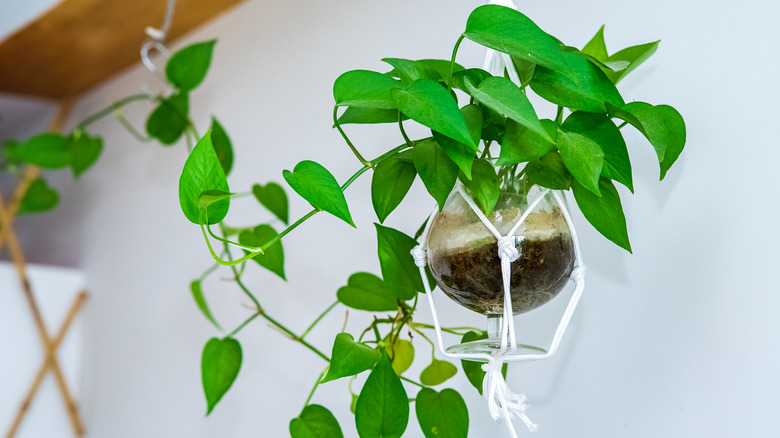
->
[425,185,575,354]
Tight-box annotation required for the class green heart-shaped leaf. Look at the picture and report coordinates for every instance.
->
[413,138,459,210]
[179,131,230,224]
[461,104,483,146]
[10,133,70,169]
[383,58,436,85]
[459,159,499,215]
[190,280,220,330]
[252,182,289,224]
[420,359,457,386]
[391,79,476,148]
[371,154,417,223]
[202,337,242,415]
[18,178,58,215]
[451,68,492,92]
[238,224,285,280]
[524,150,572,190]
[389,339,414,376]
[432,133,475,180]
[582,25,608,62]
[556,129,604,196]
[198,190,233,211]
[336,107,405,125]
[290,404,344,438]
[147,92,189,145]
[415,388,469,438]
[337,272,397,312]
[621,102,686,180]
[530,50,624,113]
[572,177,631,252]
[375,224,424,300]
[496,118,557,165]
[464,76,551,141]
[605,40,660,84]
[209,117,233,176]
[333,70,402,109]
[68,131,103,177]
[563,111,632,192]
[166,40,216,91]
[322,333,380,383]
[355,354,409,438]
[283,160,354,227]
[464,5,571,76]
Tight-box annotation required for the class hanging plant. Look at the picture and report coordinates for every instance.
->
[180,4,686,437]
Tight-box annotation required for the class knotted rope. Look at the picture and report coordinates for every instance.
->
[411,184,586,436]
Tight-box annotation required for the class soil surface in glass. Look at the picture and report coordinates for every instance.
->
[429,207,574,315]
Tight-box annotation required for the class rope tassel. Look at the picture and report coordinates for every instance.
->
[482,359,537,435]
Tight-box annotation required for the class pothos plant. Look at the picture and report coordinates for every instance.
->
[181,4,686,438]
[0,40,233,218]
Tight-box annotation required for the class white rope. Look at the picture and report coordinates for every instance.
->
[140,0,177,93]
[411,188,586,435]
[483,0,523,86]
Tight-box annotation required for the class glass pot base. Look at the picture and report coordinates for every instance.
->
[445,339,545,360]
[444,315,545,360]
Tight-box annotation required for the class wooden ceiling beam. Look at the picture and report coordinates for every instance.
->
[0,0,244,100]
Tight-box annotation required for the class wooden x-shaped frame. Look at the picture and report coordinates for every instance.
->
[1,102,86,437]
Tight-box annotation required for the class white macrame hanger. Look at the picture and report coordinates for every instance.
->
[410,2,587,430]
[411,182,586,436]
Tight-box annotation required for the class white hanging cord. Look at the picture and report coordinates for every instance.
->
[140,0,177,93]
[483,0,523,86]
[145,0,176,42]
[455,181,502,239]
[507,188,551,237]
[411,188,586,435]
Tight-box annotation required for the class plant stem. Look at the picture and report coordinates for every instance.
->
[113,108,151,142]
[220,224,262,309]
[220,240,332,361]
[411,326,435,351]
[77,93,153,130]
[206,222,263,251]
[301,301,339,339]
[555,106,564,124]
[447,35,466,93]
[227,312,260,338]
[617,121,629,129]
[400,376,425,388]
[303,368,328,408]
[412,322,483,335]
[398,114,414,147]
[333,106,370,166]
[262,312,331,362]
[199,261,221,282]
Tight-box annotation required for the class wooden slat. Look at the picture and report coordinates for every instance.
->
[0,0,244,100]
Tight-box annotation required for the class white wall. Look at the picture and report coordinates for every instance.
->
[3,0,780,436]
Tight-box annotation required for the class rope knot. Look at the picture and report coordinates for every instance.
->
[497,235,521,262]
[570,265,587,282]
[410,245,427,268]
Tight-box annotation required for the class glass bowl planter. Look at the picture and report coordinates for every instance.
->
[425,185,575,355]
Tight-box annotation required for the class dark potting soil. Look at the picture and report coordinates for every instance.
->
[434,235,574,315]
